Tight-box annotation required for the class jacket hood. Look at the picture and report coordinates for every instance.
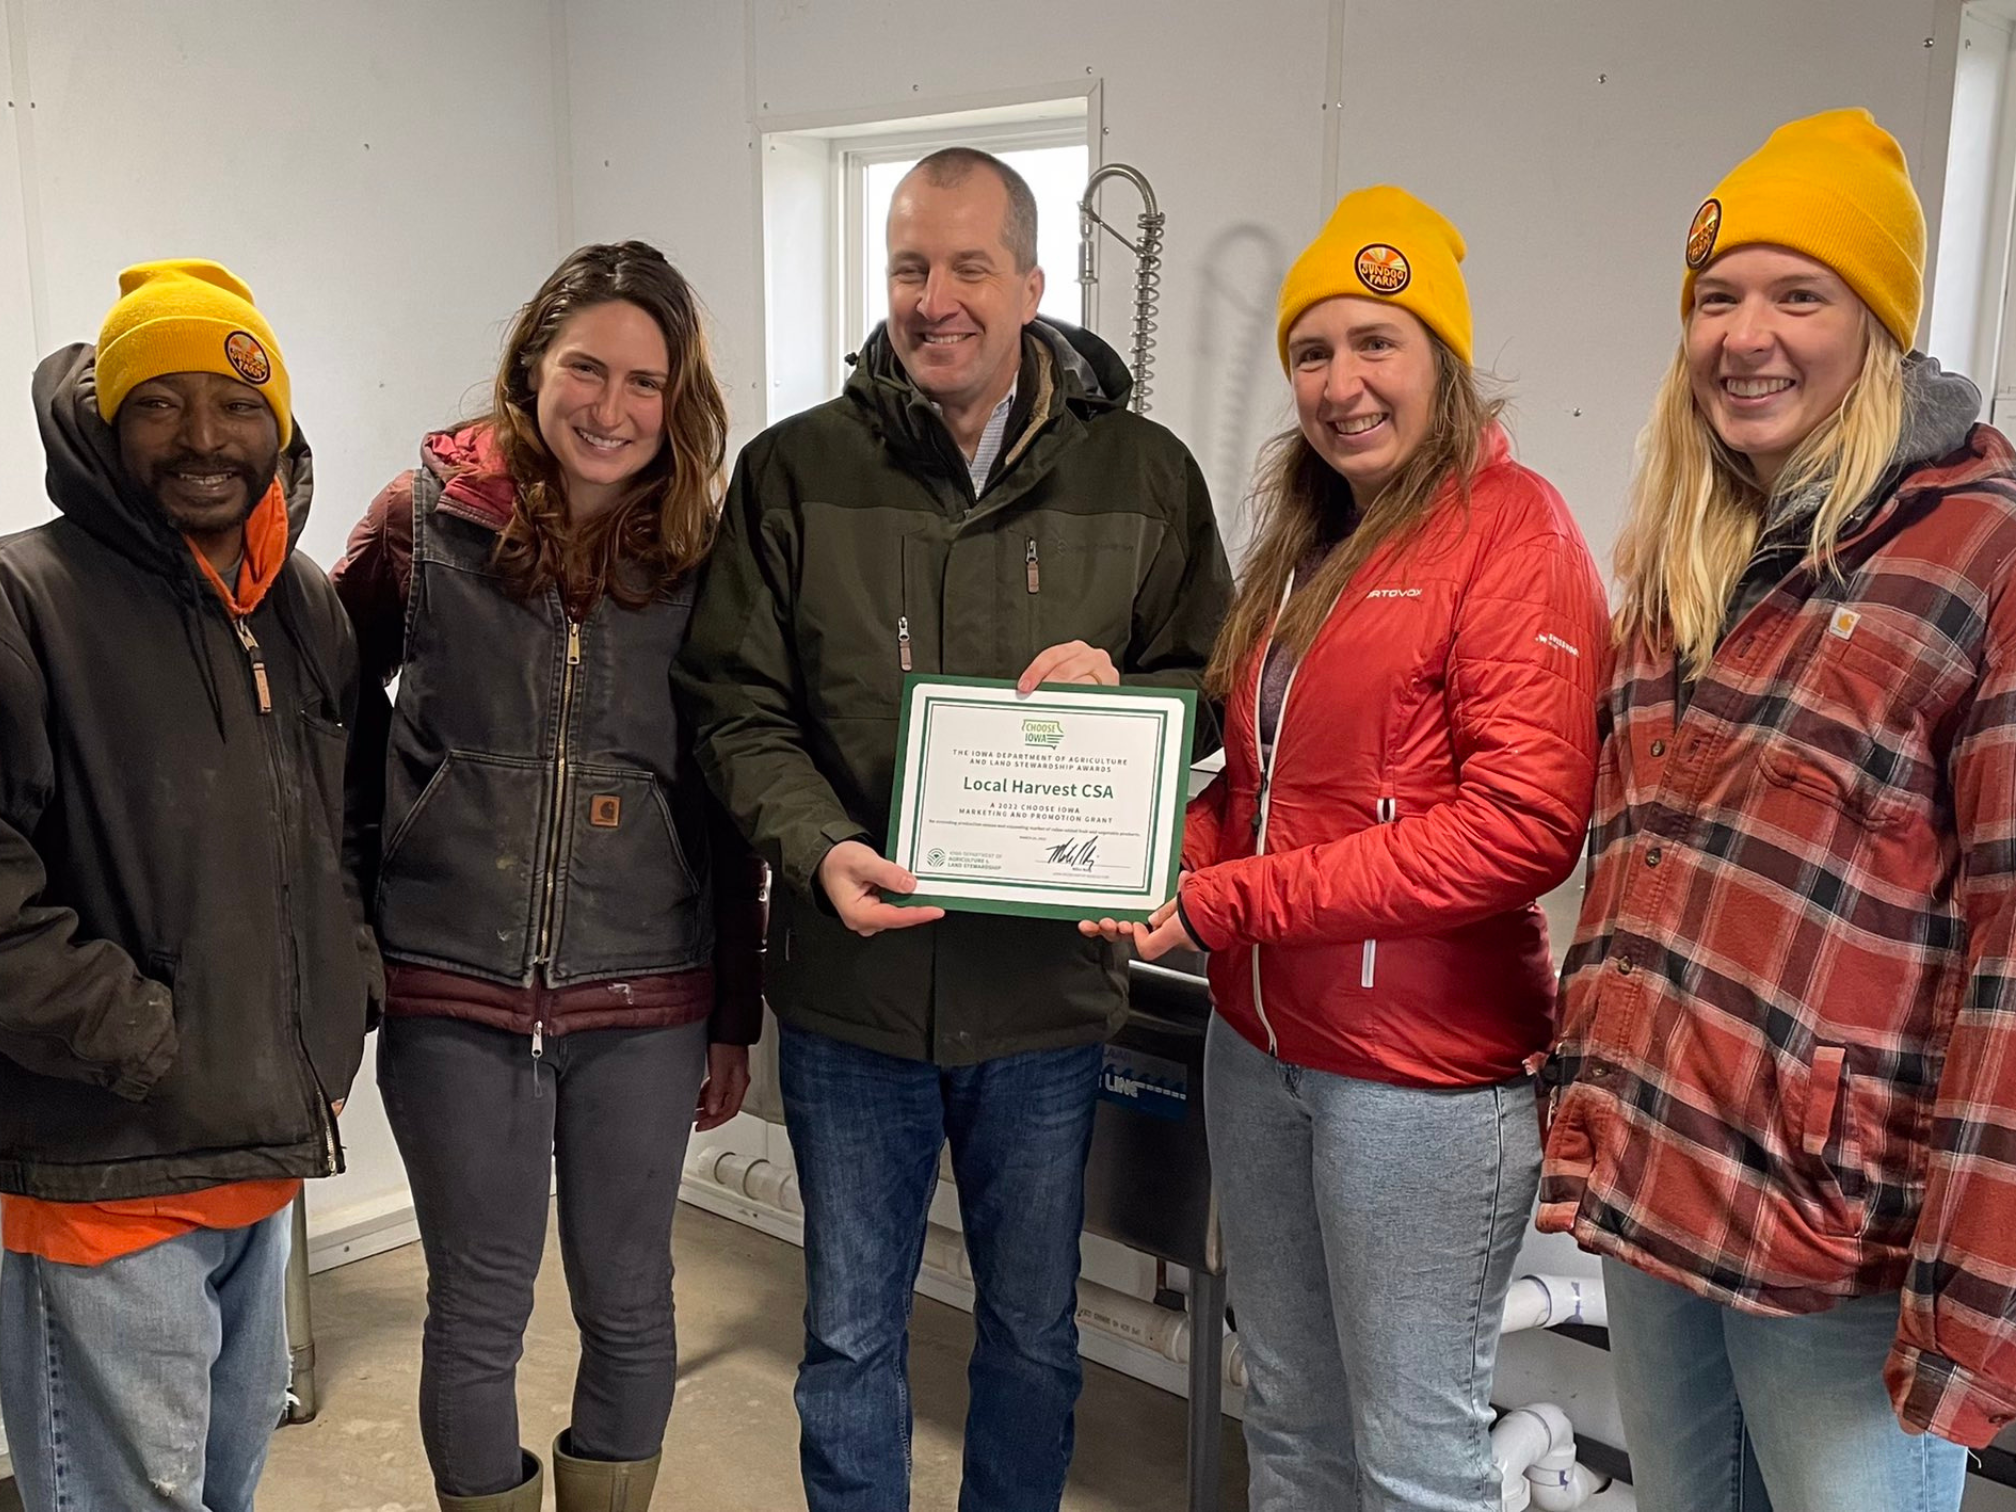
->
[33,343,314,578]
[1895,353,1983,472]
[1028,316,1131,407]
[422,421,518,530]
[844,317,1132,469]
[1765,353,1983,540]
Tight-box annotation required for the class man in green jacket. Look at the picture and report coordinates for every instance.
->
[677,147,1229,1512]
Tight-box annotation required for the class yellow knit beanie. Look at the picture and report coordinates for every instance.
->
[96,260,292,443]
[1277,185,1472,369]
[1680,108,1924,351]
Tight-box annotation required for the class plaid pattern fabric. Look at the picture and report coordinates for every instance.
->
[1537,425,2016,1447]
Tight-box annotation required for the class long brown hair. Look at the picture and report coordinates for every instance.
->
[1204,336,1505,696]
[485,241,728,609]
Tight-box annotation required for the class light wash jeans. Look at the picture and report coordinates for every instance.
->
[1205,1013,1539,1512]
[0,1206,292,1512]
[1604,1258,1967,1512]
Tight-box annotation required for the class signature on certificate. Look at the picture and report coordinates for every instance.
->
[1044,835,1101,871]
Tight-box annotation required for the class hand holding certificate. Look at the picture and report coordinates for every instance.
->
[884,675,1195,922]
[1077,877,1203,960]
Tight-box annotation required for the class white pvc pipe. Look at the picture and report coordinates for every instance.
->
[922,1225,974,1283]
[1225,1334,1248,1390]
[1490,1402,1609,1512]
[1077,1275,1192,1361]
[1500,1274,1607,1333]
[703,1149,805,1217]
[1531,1458,1608,1512]
[1491,1403,1559,1510]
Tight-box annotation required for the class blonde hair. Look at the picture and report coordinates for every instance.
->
[1205,336,1504,696]
[1614,310,1904,674]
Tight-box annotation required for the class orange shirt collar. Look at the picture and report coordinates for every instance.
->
[186,479,289,616]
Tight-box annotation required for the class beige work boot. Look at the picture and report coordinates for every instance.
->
[552,1429,662,1512]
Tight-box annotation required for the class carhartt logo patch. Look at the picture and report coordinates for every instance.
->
[1828,608,1860,641]
[589,795,622,827]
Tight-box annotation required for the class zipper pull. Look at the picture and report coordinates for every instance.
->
[566,621,582,665]
[897,615,913,672]
[1025,538,1041,594]
[232,619,272,715]
[531,1021,544,1060]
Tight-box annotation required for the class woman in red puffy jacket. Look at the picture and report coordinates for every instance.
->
[1093,186,1605,1510]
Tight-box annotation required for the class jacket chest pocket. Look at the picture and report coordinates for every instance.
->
[789,509,921,715]
[1754,621,1945,830]
[1018,517,1157,661]
[297,707,349,842]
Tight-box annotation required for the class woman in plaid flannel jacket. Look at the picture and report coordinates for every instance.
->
[1541,109,2016,1508]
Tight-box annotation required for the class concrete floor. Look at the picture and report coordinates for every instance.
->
[260,1203,1247,1511]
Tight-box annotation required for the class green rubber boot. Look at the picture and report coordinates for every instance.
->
[552,1429,662,1512]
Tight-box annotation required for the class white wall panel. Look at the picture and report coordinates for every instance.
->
[1329,0,1958,567]
[11,0,564,570]
[0,0,47,534]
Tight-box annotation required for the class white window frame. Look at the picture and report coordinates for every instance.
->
[1936,0,2016,423]
[838,119,1092,361]
[755,85,1098,424]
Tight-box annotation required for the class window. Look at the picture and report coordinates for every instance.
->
[759,92,1095,424]
[846,134,1090,349]
[1931,1,2016,424]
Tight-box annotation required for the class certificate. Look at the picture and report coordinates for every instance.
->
[885,675,1196,921]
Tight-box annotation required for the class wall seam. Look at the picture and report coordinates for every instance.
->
[1320,0,1348,215]
[549,0,575,255]
[4,0,50,354]
[1919,0,1970,344]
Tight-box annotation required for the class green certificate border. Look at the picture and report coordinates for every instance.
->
[883,674,1197,922]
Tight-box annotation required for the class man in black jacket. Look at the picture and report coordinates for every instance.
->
[0,261,378,1512]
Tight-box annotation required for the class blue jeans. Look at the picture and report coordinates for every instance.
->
[1604,1259,1967,1512]
[1205,1014,1539,1512]
[779,1024,1103,1512]
[0,1207,291,1512]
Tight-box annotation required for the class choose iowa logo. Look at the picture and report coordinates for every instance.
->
[1022,718,1064,749]
[1354,243,1410,296]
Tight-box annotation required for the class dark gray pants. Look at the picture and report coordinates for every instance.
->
[378,1014,709,1497]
